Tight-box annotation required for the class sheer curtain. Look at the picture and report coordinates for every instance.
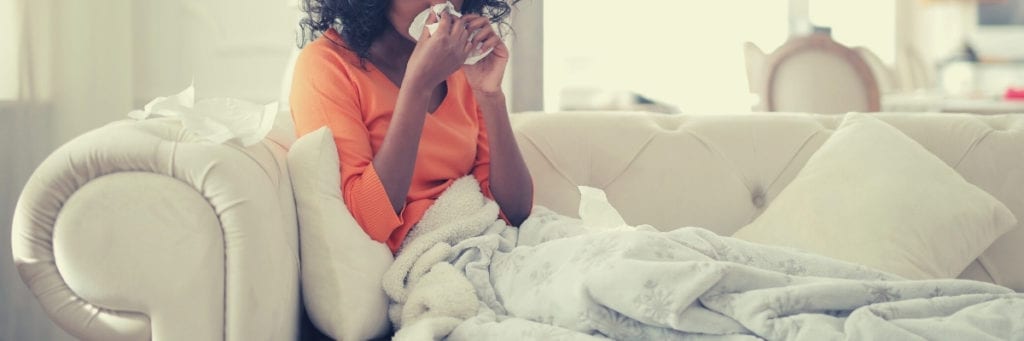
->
[1,0,67,337]
[2,0,132,339]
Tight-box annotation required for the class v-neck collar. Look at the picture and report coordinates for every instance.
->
[324,28,457,116]
[363,57,455,116]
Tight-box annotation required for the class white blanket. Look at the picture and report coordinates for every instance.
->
[384,177,1024,340]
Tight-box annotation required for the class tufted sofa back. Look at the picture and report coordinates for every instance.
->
[511,111,1024,291]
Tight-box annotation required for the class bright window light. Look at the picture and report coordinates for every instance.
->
[809,0,896,64]
[543,0,789,113]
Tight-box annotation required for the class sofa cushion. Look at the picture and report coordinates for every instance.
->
[287,127,393,340]
[732,113,1017,279]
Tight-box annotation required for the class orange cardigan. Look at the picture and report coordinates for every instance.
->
[290,29,503,253]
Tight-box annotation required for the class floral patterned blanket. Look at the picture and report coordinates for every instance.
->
[385,177,1024,340]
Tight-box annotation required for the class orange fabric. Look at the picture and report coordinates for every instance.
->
[290,29,501,253]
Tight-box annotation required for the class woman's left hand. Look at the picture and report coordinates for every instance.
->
[461,15,509,95]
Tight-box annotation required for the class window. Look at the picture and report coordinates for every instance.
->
[543,1,789,113]
[1,0,19,101]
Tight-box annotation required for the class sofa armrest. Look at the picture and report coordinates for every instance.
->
[11,118,300,341]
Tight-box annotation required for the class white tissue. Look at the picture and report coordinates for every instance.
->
[408,1,495,65]
[577,186,632,231]
[128,84,278,146]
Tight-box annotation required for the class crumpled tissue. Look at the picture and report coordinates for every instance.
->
[128,85,278,147]
[578,186,634,232]
[408,1,495,65]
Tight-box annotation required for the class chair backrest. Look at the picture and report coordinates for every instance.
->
[763,34,880,114]
[854,46,898,94]
[743,42,767,94]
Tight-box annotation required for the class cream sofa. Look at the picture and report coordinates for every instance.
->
[11,111,1024,340]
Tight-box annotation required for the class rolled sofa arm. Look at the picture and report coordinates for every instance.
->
[11,118,300,341]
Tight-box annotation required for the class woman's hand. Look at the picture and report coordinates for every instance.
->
[461,14,509,95]
[405,11,476,90]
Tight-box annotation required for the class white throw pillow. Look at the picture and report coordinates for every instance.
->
[733,113,1017,280]
[287,127,393,340]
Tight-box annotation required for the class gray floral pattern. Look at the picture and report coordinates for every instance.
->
[865,284,902,303]
[579,306,644,340]
[633,280,674,321]
[452,222,1023,341]
[394,197,1024,340]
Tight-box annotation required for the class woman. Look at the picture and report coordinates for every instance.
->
[290,0,533,253]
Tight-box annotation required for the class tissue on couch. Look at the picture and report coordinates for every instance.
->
[129,85,278,146]
[577,186,629,231]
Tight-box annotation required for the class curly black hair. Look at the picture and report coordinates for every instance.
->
[299,0,519,60]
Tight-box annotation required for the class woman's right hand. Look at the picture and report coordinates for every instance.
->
[405,11,475,90]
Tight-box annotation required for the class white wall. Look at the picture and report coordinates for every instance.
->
[132,0,297,107]
[910,0,975,65]
[51,0,135,144]
[508,0,544,112]
[42,0,297,146]
[897,0,976,83]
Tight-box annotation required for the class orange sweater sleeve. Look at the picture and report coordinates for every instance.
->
[290,47,404,243]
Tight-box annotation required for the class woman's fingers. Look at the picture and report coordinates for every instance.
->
[464,15,491,42]
[420,23,433,41]
[463,15,499,49]
[437,10,454,35]
[418,9,438,40]
[427,9,439,24]
[421,12,494,62]
[464,15,491,32]
[471,28,494,45]
[464,34,476,53]
[479,34,501,52]
[452,16,469,41]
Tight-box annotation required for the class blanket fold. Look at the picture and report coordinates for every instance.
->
[383,176,504,332]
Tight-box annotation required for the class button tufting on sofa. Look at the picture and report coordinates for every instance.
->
[751,191,767,209]
[512,112,1024,292]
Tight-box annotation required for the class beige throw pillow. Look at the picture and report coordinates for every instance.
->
[287,127,394,340]
[733,113,1017,279]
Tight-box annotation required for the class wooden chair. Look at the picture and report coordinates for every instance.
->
[855,46,899,94]
[744,42,768,111]
[762,34,880,114]
[744,42,768,94]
